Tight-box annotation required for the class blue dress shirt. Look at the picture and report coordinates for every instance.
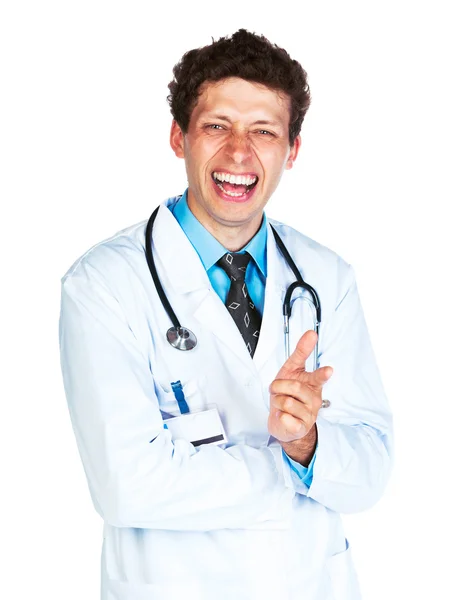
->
[169,190,315,486]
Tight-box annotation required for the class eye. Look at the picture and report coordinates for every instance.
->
[256,129,274,136]
[206,124,224,130]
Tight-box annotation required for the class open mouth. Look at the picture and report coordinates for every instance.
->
[211,171,259,198]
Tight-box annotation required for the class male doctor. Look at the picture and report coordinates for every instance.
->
[60,29,393,600]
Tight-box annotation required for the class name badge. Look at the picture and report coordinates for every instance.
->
[163,406,227,447]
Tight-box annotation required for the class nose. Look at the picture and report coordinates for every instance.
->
[225,131,252,164]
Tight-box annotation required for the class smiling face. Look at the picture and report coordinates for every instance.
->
[170,77,301,249]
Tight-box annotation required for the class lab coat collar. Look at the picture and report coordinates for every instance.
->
[152,200,212,294]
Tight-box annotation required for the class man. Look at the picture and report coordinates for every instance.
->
[60,29,393,600]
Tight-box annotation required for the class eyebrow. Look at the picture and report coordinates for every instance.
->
[203,114,282,127]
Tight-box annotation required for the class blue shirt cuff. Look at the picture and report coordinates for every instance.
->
[283,449,316,487]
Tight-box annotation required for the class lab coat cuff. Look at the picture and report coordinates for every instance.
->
[266,437,296,492]
[306,415,346,501]
[267,437,310,496]
[307,413,393,510]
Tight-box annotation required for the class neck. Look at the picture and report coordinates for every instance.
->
[207,221,261,252]
[187,192,263,251]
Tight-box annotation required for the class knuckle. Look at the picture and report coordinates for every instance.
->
[295,420,305,434]
[270,393,281,408]
[290,419,303,435]
[269,381,280,395]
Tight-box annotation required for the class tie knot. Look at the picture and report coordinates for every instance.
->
[217,252,251,283]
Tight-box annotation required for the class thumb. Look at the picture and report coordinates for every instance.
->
[281,330,318,372]
[309,365,334,388]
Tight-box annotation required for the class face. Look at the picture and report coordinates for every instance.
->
[170,77,301,246]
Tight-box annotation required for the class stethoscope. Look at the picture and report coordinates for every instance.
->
[145,206,330,414]
[145,205,324,378]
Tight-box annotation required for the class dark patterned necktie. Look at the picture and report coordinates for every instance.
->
[217,252,262,357]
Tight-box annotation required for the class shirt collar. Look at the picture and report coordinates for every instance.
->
[172,189,267,277]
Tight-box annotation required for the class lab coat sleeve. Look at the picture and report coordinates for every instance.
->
[59,263,295,531]
[307,261,394,513]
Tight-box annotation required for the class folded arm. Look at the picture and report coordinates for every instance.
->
[59,262,294,531]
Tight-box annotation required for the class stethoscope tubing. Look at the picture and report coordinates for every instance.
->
[145,206,182,329]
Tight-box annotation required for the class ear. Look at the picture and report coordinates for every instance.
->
[285,135,301,170]
[169,120,185,158]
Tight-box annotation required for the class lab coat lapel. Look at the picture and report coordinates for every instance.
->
[152,203,210,295]
[253,223,291,373]
[152,203,258,374]
[192,291,259,372]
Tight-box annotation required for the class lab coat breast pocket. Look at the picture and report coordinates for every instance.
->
[153,374,208,417]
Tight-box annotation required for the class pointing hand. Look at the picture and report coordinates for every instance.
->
[268,330,333,447]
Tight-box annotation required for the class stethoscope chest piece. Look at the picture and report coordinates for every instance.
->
[166,326,197,351]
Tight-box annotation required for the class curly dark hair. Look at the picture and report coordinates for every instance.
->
[167,29,311,146]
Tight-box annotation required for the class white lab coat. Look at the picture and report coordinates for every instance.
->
[59,196,393,600]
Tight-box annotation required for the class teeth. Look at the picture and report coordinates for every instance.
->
[213,172,257,186]
[217,183,245,197]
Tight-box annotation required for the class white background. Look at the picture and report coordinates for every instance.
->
[1,1,467,598]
